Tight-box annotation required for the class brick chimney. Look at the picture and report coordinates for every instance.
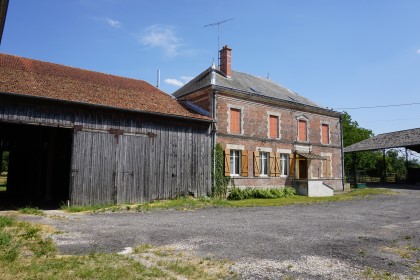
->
[219,45,232,78]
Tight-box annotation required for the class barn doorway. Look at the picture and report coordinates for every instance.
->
[0,122,72,209]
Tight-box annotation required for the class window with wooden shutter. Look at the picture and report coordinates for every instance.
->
[230,108,241,134]
[322,124,329,144]
[253,151,260,177]
[298,120,307,141]
[224,149,230,176]
[241,150,248,177]
[269,115,279,138]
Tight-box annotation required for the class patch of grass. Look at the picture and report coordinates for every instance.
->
[362,267,400,280]
[18,207,44,216]
[227,187,296,200]
[60,188,395,213]
[60,203,115,213]
[0,215,235,279]
[0,186,6,191]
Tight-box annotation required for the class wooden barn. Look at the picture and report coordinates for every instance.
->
[0,53,212,206]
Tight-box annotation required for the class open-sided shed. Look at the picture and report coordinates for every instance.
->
[0,53,212,206]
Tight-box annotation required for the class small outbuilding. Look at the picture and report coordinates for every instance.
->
[0,53,212,206]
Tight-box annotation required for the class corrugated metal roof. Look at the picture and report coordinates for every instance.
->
[0,53,210,121]
[344,128,420,153]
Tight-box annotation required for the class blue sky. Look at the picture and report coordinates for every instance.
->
[2,0,420,135]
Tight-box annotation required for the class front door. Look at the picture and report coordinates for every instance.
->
[298,159,308,179]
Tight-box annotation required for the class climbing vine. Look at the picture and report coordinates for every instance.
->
[211,143,231,198]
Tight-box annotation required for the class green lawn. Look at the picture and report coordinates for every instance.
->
[62,188,396,213]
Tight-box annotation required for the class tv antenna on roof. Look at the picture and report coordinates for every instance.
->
[204,18,234,62]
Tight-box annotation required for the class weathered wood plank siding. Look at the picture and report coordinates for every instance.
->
[0,94,212,205]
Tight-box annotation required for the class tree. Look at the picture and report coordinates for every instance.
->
[342,112,377,175]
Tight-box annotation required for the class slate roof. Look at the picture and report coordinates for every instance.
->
[344,128,420,153]
[173,67,325,110]
[0,53,210,121]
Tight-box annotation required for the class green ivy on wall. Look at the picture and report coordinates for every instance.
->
[211,143,231,198]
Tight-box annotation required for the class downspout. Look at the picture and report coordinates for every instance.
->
[211,64,217,190]
[340,115,345,191]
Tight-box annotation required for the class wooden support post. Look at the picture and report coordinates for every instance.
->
[382,149,387,183]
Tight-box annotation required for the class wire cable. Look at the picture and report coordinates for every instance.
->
[336,102,420,110]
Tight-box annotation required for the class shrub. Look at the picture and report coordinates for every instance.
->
[227,187,296,200]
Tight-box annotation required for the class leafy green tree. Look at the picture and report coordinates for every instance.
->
[342,112,377,175]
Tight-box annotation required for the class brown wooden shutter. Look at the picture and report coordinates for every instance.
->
[269,152,276,176]
[322,157,332,178]
[289,154,295,177]
[230,108,241,134]
[241,150,248,177]
[298,120,307,141]
[327,158,332,177]
[275,153,281,177]
[269,115,279,138]
[224,149,230,176]
[253,151,260,177]
[322,124,329,144]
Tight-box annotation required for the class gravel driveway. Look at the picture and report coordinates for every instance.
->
[18,186,420,279]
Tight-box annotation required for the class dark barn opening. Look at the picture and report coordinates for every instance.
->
[0,122,72,209]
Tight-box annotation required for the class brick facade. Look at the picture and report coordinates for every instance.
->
[213,93,343,190]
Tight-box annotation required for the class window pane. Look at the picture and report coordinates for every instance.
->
[281,154,289,176]
[260,152,268,175]
[230,150,241,175]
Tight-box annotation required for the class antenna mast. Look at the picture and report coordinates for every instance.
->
[204,18,234,63]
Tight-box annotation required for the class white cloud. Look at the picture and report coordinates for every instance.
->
[417,49,420,54]
[164,78,184,87]
[105,18,122,28]
[140,25,183,57]
[180,76,193,83]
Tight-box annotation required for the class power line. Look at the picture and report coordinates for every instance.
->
[360,117,420,123]
[336,102,420,110]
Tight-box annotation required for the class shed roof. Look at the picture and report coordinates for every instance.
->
[173,67,338,116]
[0,53,210,121]
[344,128,420,153]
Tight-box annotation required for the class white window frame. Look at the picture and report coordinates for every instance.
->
[259,152,269,177]
[280,153,289,177]
[230,149,241,176]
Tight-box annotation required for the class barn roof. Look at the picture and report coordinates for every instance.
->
[0,53,210,121]
[344,128,420,153]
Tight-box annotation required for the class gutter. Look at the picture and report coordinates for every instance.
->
[340,114,345,190]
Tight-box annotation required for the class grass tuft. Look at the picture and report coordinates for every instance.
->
[18,207,44,216]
